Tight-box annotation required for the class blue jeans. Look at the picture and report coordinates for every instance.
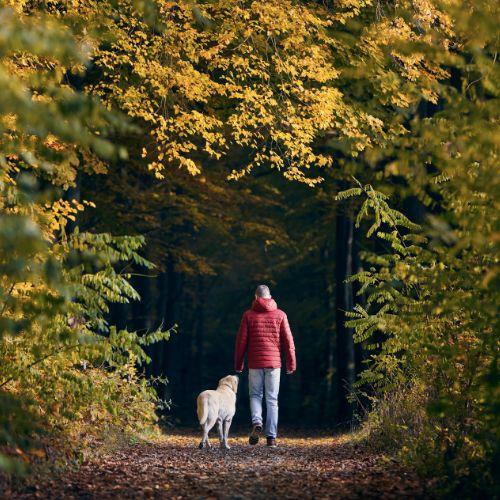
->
[248,368,281,438]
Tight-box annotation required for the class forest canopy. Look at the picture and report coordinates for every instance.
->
[0,0,498,497]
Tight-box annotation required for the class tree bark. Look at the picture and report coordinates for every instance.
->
[335,204,356,426]
[157,255,180,401]
[321,242,336,422]
[193,277,205,393]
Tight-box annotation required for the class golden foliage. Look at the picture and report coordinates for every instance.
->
[78,0,448,185]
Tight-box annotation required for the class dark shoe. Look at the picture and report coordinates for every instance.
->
[249,424,262,445]
[266,437,277,447]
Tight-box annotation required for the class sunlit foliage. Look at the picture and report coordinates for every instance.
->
[338,1,499,493]
[0,2,170,472]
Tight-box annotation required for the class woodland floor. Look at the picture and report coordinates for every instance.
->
[4,429,430,499]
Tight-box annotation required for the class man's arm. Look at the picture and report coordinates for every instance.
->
[280,313,296,373]
[234,312,249,372]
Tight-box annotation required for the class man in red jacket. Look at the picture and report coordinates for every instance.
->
[234,285,296,447]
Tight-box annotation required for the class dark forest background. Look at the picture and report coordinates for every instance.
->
[77,164,373,428]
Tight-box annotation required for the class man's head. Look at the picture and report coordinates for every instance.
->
[255,284,271,299]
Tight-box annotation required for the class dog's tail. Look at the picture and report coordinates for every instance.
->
[197,394,209,426]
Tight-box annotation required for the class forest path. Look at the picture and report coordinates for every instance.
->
[13,430,428,499]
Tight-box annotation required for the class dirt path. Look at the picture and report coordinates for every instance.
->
[8,430,429,499]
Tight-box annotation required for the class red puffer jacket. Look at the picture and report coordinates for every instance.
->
[234,297,296,373]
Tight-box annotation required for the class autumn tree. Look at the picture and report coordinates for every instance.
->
[337,0,499,494]
[0,1,170,471]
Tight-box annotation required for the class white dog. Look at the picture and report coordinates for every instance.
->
[197,375,238,449]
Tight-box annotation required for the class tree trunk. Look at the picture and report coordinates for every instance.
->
[321,242,336,422]
[193,277,205,393]
[335,205,356,427]
[157,255,179,401]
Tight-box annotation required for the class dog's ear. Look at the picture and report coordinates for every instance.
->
[231,375,239,393]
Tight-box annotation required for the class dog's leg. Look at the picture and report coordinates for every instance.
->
[199,420,215,449]
[205,425,212,449]
[205,417,218,449]
[217,418,224,448]
[221,418,232,450]
[199,422,211,449]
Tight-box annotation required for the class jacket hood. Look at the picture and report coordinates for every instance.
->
[252,297,278,313]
